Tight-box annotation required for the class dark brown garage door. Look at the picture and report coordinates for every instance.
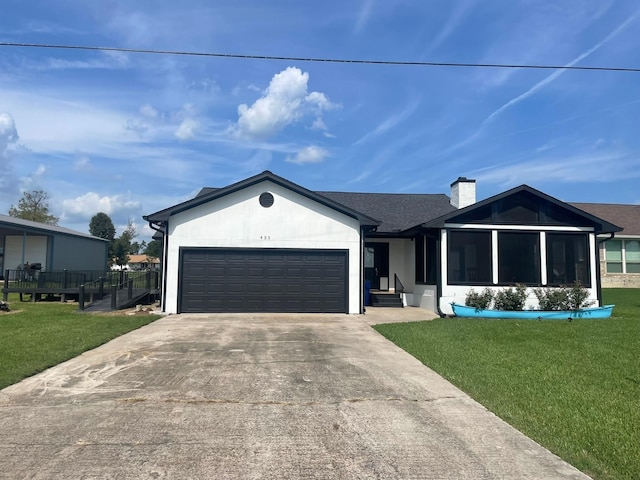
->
[179,248,348,313]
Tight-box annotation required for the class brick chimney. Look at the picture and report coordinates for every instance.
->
[450,177,476,209]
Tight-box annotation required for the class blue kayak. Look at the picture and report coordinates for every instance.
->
[450,303,614,319]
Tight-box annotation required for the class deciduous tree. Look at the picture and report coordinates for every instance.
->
[88,212,116,241]
[112,220,138,269]
[144,239,162,259]
[8,189,59,225]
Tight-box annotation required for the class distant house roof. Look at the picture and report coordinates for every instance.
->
[0,214,108,241]
[571,203,640,236]
[127,254,160,264]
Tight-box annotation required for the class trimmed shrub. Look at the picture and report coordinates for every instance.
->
[533,287,568,311]
[465,288,494,309]
[493,284,528,311]
[533,282,594,311]
[566,281,595,310]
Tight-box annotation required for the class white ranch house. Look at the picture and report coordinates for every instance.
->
[144,171,621,315]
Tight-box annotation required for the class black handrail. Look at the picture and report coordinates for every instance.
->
[394,273,405,294]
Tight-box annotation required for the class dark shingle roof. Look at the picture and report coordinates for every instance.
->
[195,186,456,233]
[317,192,456,233]
[570,203,640,236]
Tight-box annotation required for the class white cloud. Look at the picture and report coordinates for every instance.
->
[0,112,19,151]
[34,164,47,176]
[0,112,21,198]
[355,100,420,145]
[354,0,375,34]
[140,104,159,118]
[175,118,199,140]
[444,12,638,157]
[62,192,141,221]
[426,0,475,53]
[234,67,337,140]
[74,154,91,171]
[474,152,640,187]
[286,146,330,165]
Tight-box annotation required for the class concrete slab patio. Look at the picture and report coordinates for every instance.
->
[0,313,590,479]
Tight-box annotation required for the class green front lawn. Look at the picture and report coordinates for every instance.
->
[374,289,640,480]
[0,294,161,390]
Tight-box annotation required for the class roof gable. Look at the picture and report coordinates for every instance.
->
[423,185,622,234]
[144,171,380,227]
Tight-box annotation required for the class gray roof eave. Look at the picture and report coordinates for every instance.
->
[0,214,109,242]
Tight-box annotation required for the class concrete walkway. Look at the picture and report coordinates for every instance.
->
[0,312,590,479]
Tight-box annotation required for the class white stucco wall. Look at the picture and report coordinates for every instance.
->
[163,180,363,314]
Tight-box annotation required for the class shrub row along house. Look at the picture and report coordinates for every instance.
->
[144,171,627,315]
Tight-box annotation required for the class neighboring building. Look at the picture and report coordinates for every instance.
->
[144,171,621,315]
[571,203,640,288]
[111,254,161,271]
[0,214,109,278]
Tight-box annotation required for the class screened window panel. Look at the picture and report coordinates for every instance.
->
[498,232,540,284]
[426,235,438,285]
[546,233,590,286]
[414,235,425,283]
[448,230,492,284]
[495,194,538,223]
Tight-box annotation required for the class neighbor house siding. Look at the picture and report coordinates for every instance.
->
[4,235,48,270]
[600,237,640,287]
[163,180,362,314]
[50,235,108,271]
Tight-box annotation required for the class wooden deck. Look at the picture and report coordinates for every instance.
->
[2,269,161,311]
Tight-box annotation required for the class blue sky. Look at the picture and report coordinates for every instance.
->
[1,1,639,241]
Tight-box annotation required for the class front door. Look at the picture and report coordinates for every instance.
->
[364,242,389,290]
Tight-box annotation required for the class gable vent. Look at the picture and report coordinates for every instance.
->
[259,192,275,208]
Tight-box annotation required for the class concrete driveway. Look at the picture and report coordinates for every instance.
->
[0,312,590,479]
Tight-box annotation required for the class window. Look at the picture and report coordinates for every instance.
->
[415,235,438,284]
[415,235,425,283]
[448,230,492,284]
[426,235,438,284]
[546,233,590,286]
[498,232,540,284]
[606,239,640,274]
[606,240,623,273]
[628,241,640,273]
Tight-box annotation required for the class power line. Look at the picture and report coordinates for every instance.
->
[1,41,640,73]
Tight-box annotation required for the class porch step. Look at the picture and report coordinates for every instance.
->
[370,292,403,308]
